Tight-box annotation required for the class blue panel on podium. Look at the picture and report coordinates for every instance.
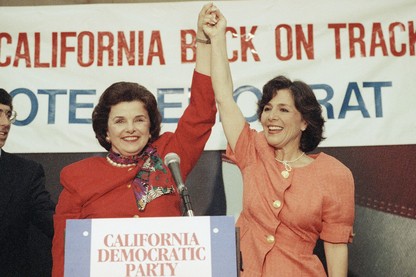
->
[210,216,237,277]
[64,219,92,277]
[64,216,237,277]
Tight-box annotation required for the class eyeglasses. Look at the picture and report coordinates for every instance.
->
[0,109,17,123]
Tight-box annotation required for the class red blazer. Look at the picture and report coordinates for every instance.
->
[52,71,216,277]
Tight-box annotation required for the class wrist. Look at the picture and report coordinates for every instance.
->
[196,37,211,44]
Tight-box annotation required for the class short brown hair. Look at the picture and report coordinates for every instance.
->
[257,76,325,152]
[0,88,13,109]
[92,82,162,151]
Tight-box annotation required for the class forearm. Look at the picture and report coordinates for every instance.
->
[195,3,213,75]
[195,32,211,76]
[211,33,245,150]
[324,242,349,277]
[171,71,216,176]
[210,30,232,101]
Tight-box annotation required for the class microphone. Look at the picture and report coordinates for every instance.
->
[164,152,185,193]
[164,152,194,217]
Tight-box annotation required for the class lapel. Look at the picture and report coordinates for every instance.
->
[0,150,17,219]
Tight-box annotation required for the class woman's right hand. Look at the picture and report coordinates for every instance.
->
[198,2,223,41]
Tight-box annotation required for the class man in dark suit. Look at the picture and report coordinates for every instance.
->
[0,88,55,276]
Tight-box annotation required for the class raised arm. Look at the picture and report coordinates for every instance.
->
[203,6,245,152]
[195,2,214,76]
[161,4,218,178]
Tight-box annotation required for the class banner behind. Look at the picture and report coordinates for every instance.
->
[1,0,415,153]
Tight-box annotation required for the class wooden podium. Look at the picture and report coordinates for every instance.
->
[64,216,238,277]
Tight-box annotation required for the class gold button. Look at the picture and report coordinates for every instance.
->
[133,215,140,218]
[273,200,281,208]
[127,184,131,188]
[266,235,275,244]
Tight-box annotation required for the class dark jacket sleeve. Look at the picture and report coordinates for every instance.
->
[28,161,56,239]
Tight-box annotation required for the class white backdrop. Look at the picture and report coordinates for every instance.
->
[1,0,415,153]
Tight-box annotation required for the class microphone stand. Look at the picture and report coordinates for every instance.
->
[179,186,194,217]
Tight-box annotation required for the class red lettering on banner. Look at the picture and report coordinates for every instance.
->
[52,32,58,67]
[14,33,31,67]
[389,22,406,56]
[117,31,135,66]
[370,23,388,56]
[275,24,314,61]
[0,32,12,66]
[410,21,416,55]
[34,33,49,67]
[97,32,114,66]
[0,30,166,68]
[240,26,260,62]
[227,27,238,62]
[180,29,196,63]
[1,22,414,68]
[78,31,94,67]
[275,24,292,60]
[328,23,345,59]
[295,24,314,60]
[180,26,260,63]
[60,32,77,67]
[348,23,365,58]
[138,31,145,65]
[329,21,416,59]
[147,31,165,65]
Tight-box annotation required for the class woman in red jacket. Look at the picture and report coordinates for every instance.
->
[52,3,219,276]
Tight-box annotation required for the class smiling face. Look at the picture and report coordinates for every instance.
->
[0,103,12,148]
[106,101,151,157]
[260,89,307,153]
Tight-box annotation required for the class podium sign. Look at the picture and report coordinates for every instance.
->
[64,216,237,277]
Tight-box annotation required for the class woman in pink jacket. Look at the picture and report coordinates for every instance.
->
[204,5,355,277]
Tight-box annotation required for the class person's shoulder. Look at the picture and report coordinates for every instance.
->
[62,155,105,173]
[60,155,107,192]
[60,156,105,182]
[317,152,348,167]
[2,151,42,169]
[315,152,353,178]
[152,132,173,147]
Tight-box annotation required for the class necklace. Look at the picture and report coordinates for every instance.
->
[275,152,305,179]
[106,156,137,167]
[106,151,139,168]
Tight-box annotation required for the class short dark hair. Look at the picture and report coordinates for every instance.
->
[257,75,325,152]
[0,88,13,109]
[92,82,162,151]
